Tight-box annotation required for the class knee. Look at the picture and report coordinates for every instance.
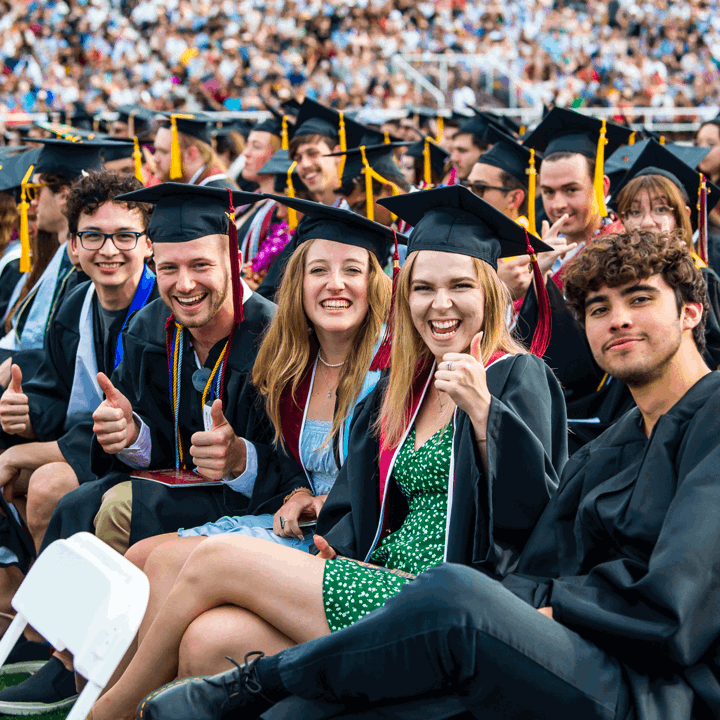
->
[27,464,78,521]
[176,535,253,589]
[94,481,133,554]
[143,538,199,580]
[177,614,219,677]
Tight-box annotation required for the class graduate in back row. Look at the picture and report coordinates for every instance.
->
[83,185,568,720]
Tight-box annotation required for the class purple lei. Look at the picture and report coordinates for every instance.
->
[251,220,294,274]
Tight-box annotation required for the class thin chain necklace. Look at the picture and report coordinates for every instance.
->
[317,363,339,399]
[318,351,345,368]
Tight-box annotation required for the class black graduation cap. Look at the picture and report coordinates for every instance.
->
[0,146,31,159]
[605,138,710,177]
[290,99,366,149]
[100,139,137,163]
[159,112,214,144]
[611,139,720,225]
[0,147,42,200]
[477,125,539,187]
[378,185,552,269]
[456,113,499,143]
[259,192,402,262]
[326,142,406,187]
[115,105,157,134]
[359,127,404,146]
[258,149,307,196]
[115,183,260,244]
[522,107,633,160]
[404,138,450,186]
[31,137,128,177]
[280,98,302,117]
[475,110,521,137]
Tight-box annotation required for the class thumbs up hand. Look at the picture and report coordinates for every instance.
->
[190,399,247,480]
[434,331,492,425]
[92,372,138,453]
[0,365,32,436]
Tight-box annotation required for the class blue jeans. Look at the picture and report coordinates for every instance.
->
[270,565,630,719]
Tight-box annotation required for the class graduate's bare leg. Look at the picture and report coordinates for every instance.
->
[178,605,294,677]
[26,462,78,550]
[124,533,182,571]
[89,535,329,720]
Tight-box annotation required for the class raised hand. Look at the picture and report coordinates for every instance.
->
[189,399,247,480]
[0,365,31,436]
[93,372,138,454]
[497,255,533,300]
[537,214,578,277]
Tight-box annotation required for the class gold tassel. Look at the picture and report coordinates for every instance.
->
[659,135,666,146]
[170,115,183,180]
[435,115,444,144]
[337,112,347,182]
[526,148,537,237]
[286,161,298,230]
[361,146,374,221]
[133,136,144,183]
[594,119,608,217]
[19,164,34,273]
[281,116,289,151]
[383,131,390,144]
[423,137,432,187]
[628,132,636,146]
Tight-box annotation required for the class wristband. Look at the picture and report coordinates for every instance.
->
[284,487,314,503]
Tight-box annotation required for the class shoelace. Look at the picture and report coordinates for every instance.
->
[224,651,265,702]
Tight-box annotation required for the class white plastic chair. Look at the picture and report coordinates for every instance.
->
[0,532,149,720]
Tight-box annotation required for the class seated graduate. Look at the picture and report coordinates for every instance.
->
[38,184,296,563]
[612,138,720,367]
[83,185,567,720]
[0,169,158,553]
[124,196,393,578]
[139,229,720,720]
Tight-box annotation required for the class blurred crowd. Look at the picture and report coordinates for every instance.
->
[3,0,720,120]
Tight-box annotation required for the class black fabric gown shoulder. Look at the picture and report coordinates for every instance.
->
[0,259,21,321]
[700,266,720,369]
[502,370,720,720]
[316,353,568,577]
[42,292,308,551]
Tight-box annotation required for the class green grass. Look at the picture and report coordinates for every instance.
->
[0,671,71,720]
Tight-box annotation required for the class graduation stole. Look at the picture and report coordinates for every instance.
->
[165,320,234,470]
[278,361,315,469]
[242,200,278,262]
[114,264,156,368]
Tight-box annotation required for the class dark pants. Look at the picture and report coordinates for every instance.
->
[265,565,630,720]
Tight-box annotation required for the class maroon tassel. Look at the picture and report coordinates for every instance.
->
[227,188,244,324]
[524,230,552,358]
[369,230,400,371]
[698,173,709,266]
[165,314,175,374]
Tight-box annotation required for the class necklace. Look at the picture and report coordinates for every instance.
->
[318,364,339,399]
[318,352,345,368]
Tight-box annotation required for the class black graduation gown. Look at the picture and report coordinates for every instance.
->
[0,259,21,321]
[0,281,160,480]
[500,371,720,720]
[316,353,568,576]
[41,293,306,551]
[257,239,293,302]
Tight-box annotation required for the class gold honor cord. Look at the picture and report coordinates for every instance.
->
[423,137,432,187]
[19,164,34,273]
[526,148,538,237]
[170,114,195,180]
[628,131,636,145]
[337,112,348,183]
[281,116,289,151]
[285,161,299,230]
[359,146,400,222]
[593,119,609,217]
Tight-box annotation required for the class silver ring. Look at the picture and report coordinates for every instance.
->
[279,516,286,530]
[446,361,453,372]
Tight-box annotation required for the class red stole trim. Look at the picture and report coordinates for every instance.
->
[278,362,314,468]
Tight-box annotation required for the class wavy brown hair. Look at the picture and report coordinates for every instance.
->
[564,230,708,352]
[615,174,694,248]
[379,253,526,448]
[0,193,18,257]
[252,238,391,448]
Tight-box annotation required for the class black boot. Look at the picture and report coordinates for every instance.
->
[137,652,273,720]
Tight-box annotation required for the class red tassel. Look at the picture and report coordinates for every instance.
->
[524,230,552,358]
[447,166,458,186]
[369,230,400,371]
[227,189,244,324]
[165,314,175,374]
[698,173,709,266]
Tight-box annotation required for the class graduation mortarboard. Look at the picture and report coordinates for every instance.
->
[522,107,634,219]
[404,138,450,188]
[259,192,402,263]
[326,142,405,221]
[116,183,262,324]
[472,110,522,138]
[115,105,158,136]
[257,150,307,227]
[611,139,720,263]
[159,112,215,180]
[407,107,452,144]
[378,185,553,358]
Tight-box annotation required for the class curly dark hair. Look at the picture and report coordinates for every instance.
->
[64,170,152,236]
[564,230,709,353]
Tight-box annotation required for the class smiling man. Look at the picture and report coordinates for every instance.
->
[141,231,720,720]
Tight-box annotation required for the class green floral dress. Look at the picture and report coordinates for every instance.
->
[322,423,452,632]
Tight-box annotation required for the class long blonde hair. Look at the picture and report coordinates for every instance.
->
[0,193,18,258]
[379,252,526,448]
[253,238,391,448]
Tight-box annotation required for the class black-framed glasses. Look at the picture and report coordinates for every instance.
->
[75,231,147,250]
[461,180,514,197]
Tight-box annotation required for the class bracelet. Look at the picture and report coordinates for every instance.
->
[284,487,314,503]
